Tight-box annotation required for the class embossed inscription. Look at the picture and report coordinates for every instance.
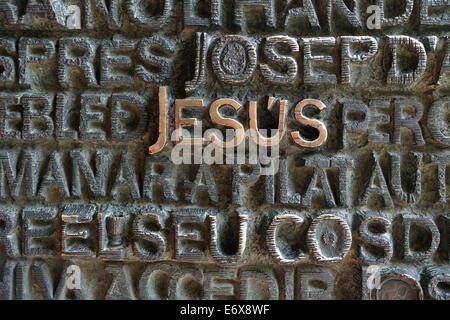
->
[0,0,448,300]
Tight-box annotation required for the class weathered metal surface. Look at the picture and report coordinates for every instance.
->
[0,0,448,300]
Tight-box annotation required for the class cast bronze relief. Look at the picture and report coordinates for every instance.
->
[0,0,448,301]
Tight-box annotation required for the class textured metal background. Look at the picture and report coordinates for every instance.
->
[0,0,448,300]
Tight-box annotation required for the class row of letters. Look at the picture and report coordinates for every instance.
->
[0,259,448,299]
[0,35,448,89]
[0,91,448,150]
[0,205,448,265]
[0,150,448,206]
[0,0,448,31]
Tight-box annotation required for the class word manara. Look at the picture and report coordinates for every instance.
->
[0,35,448,90]
[0,149,449,207]
[0,0,448,32]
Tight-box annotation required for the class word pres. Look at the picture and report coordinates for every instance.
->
[0,36,176,88]
[0,259,449,300]
[0,0,448,32]
[0,204,449,266]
